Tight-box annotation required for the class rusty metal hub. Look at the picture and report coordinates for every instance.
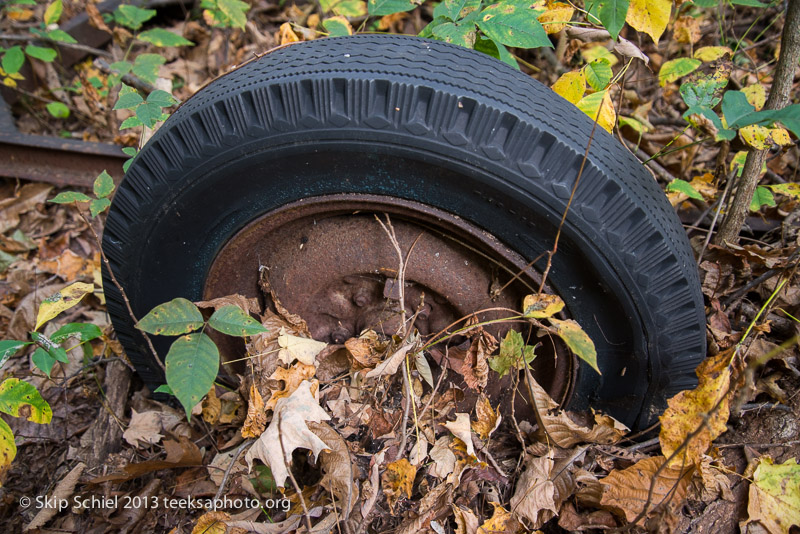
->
[204,194,574,403]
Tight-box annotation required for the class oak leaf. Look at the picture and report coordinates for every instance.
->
[244,380,331,487]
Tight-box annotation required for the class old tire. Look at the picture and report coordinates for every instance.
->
[102,35,705,430]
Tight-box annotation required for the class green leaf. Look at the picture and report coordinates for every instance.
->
[473,37,519,69]
[368,0,417,16]
[658,57,701,86]
[420,16,450,38]
[46,101,70,119]
[750,186,775,212]
[122,147,138,172]
[666,179,704,200]
[114,4,156,30]
[548,318,600,374]
[30,332,69,363]
[114,85,143,110]
[322,16,353,36]
[120,116,144,130]
[489,330,536,378]
[208,306,268,337]
[597,0,629,40]
[32,347,56,377]
[131,54,165,85]
[0,378,52,423]
[772,104,800,139]
[747,457,800,532]
[583,58,612,91]
[137,297,205,336]
[2,46,25,75]
[434,0,481,21]
[0,418,16,476]
[730,0,768,5]
[137,28,194,47]
[0,250,17,273]
[49,191,91,204]
[135,101,166,128]
[154,384,173,395]
[477,1,551,49]
[146,89,177,108]
[50,323,103,344]
[45,29,77,44]
[165,333,219,418]
[24,45,57,62]
[44,0,62,25]
[217,0,249,28]
[722,90,757,129]
[432,21,477,47]
[250,464,278,494]
[109,60,133,75]
[0,341,31,369]
[93,170,115,198]
[89,197,111,218]
[680,75,728,109]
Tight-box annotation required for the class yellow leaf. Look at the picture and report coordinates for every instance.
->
[742,84,767,111]
[771,127,792,146]
[659,349,735,468]
[265,362,317,411]
[552,71,585,105]
[471,394,501,440]
[742,457,800,534]
[740,124,774,150]
[523,293,565,319]
[241,384,266,438]
[673,15,700,44]
[582,45,619,66]
[382,458,416,511]
[0,419,16,486]
[479,502,519,533]
[35,282,94,331]
[600,456,692,524]
[278,22,300,45]
[694,46,732,62]
[192,511,229,534]
[625,0,671,44]
[576,90,616,133]
[201,386,221,424]
[537,0,574,34]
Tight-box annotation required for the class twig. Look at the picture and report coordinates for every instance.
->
[0,33,112,58]
[214,439,252,501]
[397,350,413,462]
[94,58,156,94]
[374,215,406,335]
[697,170,735,265]
[75,204,166,373]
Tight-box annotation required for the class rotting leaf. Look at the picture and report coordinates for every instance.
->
[741,457,800,534]
[244,380,331,488]
[242,384,267,438]
[600,456,693,524]
[365,335,418,379]
[201,386,221,425]
[659,349,735,468]
[382,458,416,512]
[308,421,358,519]
[523,293,565,319]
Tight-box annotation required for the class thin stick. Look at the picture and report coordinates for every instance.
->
[214,439,252,502]
[697,170,735,266]
[75,204,166,373]
[0,33,112,58]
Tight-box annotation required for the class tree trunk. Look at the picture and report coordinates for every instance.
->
[713,0,800,245]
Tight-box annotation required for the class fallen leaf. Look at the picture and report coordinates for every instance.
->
[453,504,480,534]
[429,436,457,478]
[24,462,85,530]
[600,456,692,524]
[278,22,299,44]
[479,502,519,533]
[345,330,385,368]
[0,183,52,234]
[382,458,416,511]
[195,294,260,314]
[694,455,733,503]
[202,386,221,425]
[277,328,327,366]
[410,433,429,466]
[244,380,330,487]
[242,384,266,438]
[37,250,98,281]
[265,362,317,411]
[509,454,558,528]
[192,511,229,534]
[741,457,800,534]
[123,410,163,447]
[365,336,418,379]
[308,421,358,519]
[673,15,700,44]
[472,394,501,440]
[444,413,475,457]
[557,501,616,531]
[659,349,735,468]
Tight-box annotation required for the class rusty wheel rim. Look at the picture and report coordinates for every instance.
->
[204,194,575,405]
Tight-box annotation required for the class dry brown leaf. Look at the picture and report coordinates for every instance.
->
[242,384,266,438]
[444,413,476,457]
[453,504,480,534]
[526,374,628,447]
[265,362,317,411]
[472,394,501,440]
[409,433,428,466]
[659,349,735,468]
[192,511,230,534]
[91,437,202,484]
[244,380,330,488]
[123,410,163,447]
[345,330,385,367]
[600,456,693,524]
[694,455,733,503]
[509,454,558,528]
[429,436,457,478]
[382,458,416,512]
[38,250,98,281]
[195,294,260,314]
[0,183,53,234]
[479,502,520,533]
[574,468,604,507]
[277,327,327,366]
[202,386,221,425]
[460,329,495,391]
[24,462,84,531]
[557,501,617,531]
[219,391,245,425]
[308,421,358,520]
[365,337,418,379]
